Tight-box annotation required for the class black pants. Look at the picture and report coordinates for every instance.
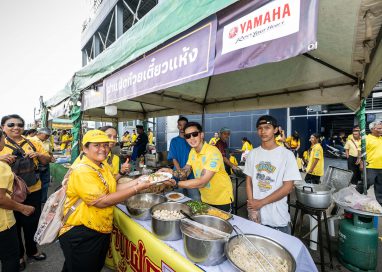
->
[305,173,321,184]
[59,225,111,272]
[0,225,19,272]
[357,168,382,205]
[209,202,233,213]
[347,156,361,185]
[14,189,42,258]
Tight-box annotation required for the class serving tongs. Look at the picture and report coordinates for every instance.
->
[180,210,230,239]
[232,225,277,272]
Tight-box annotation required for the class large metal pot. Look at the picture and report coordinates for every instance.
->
[295,184,333,209]
[180,215,233,266]
[225,234,296,272]
[125,193,167,220]
[150,202,191,241]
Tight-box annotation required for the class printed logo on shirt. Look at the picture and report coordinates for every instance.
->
[255,161,276,173]
[210,161,217,168]
[202,156,206,164]
[256,172,275,192]
[195,169,202,178]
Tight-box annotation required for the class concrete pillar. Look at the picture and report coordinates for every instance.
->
[115,3,124,39]
[93,35,101,58]
[82,49,88,67]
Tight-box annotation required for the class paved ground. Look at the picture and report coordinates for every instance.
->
[3,157,380,272]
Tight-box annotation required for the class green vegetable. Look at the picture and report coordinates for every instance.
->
[186,201,209,214]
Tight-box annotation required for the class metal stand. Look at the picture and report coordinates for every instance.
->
[230,174,246,214]
[291,201,333,272]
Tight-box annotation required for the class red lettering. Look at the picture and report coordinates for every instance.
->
[264,11,271,24]
[253,15,263,28]
[130,243,139,271]
[246,19,253,32]
[283,3,291,18]
[273,6,280,21]
[240,22,247,33]
[145,259,161,272]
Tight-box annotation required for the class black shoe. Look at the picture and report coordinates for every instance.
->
[28,252,47,261]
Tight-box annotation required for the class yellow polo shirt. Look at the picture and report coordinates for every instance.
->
[122,135,131,147]
[344,138,361,158]
[60,134,70,150]
[186,143,233,205]
[107,153,120,175]
[275,135,284,146]
[0,136,48,193]
[209,137,219,145]
[241,141,253,151]
[366,134,382,169]
[60,156,117,235]
[0,161,16,232]
[148,132,154,145]
[285,136,300,149]
[131,134,137,143]
[306,143,324,176]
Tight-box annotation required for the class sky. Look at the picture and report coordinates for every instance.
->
[0,0,92,125]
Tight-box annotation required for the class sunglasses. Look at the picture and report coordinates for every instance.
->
[184,131,200,139]
[6,123,24,128]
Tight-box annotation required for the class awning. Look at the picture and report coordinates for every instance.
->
[45,0,382,120]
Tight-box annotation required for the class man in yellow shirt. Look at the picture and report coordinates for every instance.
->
[131,129,137,143]
[344,126,361,185]
[148,128,154,145]
[161,122,233,212]
[32,128,55,203]
[121,131,131,147]
[208,132,220,146]
[60,130,71,151]
[357,121,382,205]
[305,133,324,184]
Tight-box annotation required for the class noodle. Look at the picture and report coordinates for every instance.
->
[229,243,289,272]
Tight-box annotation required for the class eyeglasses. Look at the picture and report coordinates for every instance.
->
[184,131,200,139]
[6,123,24,128]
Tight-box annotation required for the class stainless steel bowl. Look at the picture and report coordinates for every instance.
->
[225,234,296,272]
[125,193,167,220]
[180,215,233,266]
[150,202,191,241]
[295,184,333,209]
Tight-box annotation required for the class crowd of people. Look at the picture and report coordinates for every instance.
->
[1,112,381,272]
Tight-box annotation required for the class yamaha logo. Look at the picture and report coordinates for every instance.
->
[228,26,238,39]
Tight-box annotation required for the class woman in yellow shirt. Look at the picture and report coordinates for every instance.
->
[99,126,123,176]
[0,129,35,272]
[0,114,51,270]
[305,133,324,184]
[160,122,234,212]
[285,131,301,156]
[59,130,152,272]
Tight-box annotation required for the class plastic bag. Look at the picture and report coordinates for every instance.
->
[332,186,382,214]
[247,208,261,223]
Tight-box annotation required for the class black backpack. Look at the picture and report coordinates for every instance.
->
[5,137,39,187]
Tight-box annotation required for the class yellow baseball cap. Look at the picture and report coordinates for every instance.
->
[82,129,116,145]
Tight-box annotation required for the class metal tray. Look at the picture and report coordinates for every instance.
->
[184,200,233,221]
[225,234,296,272]
[336,203,382,217]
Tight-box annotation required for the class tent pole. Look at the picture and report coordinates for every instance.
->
[356,82,367,195]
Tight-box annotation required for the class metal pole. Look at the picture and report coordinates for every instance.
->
[357,98,367,195]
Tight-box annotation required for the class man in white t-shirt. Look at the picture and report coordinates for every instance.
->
[244,115,301,234]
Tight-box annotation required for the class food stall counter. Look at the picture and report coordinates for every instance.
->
[106,203,317,272]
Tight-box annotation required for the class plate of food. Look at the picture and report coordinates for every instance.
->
[165,192,185,202]
[185,200,233,220]
[140,172,173,184]
[128,170,141,177]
